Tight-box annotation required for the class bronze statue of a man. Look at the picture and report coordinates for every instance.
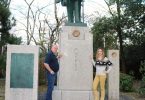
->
[56,0,83,23]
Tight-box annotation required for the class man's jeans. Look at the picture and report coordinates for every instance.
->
[46,71,56,100]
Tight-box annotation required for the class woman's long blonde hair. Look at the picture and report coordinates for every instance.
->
[96,48,105,60]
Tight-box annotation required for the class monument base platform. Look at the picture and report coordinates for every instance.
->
[52,88,94,100]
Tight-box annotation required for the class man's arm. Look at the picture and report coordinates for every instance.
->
[44,63,54,74]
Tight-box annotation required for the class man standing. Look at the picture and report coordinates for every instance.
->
[44,45,60,100]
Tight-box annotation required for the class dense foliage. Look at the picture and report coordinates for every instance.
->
[0,0,22,78]
[92,0,145,78]
[120,73,134,92]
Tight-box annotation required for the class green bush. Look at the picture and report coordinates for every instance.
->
[138,61,145,97]
[138,76,145,96]
[120,73,134,92]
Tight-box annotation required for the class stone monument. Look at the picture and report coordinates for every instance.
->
[53,1,119,100]
[5,45,39,100]
[108,50,119,100]
[53,1,93,100]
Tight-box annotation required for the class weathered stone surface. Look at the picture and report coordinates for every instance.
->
[52,90,93,100]
[108,50,119,100]
[52,89,62,100]
[62,91,90,100]
[5,45,39,100]
[58,26,93,90]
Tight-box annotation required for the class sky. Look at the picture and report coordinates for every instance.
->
[9,0,110,43]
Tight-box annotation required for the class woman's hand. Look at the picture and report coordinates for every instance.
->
[103,70,108,74]
[90,54,95,66]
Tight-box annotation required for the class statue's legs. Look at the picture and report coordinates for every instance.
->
[67,0,74,23]
[74,0,81,23]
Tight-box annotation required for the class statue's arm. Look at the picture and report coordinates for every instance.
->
[61,0,67,6]
[55,0,60,3]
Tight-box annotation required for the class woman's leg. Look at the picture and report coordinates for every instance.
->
[100,75,106,100]
[93,75,100,100]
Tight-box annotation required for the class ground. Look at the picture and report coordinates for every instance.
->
[0,79,145,100]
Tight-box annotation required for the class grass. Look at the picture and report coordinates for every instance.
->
[121,92,145,100]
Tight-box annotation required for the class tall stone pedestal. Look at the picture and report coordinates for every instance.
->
[108,50,119,100]
[54,25,93,100]
[5,45,39,100]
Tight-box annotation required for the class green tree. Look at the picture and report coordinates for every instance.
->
[0,0,16,54]
[0,0,11,8]
[8,34,22,44]
[103,0,145,72]
[0,0,22,78]
[118,0,145,75]
[91,17,118,54]
[122,0,145,45]
[104,0,127,72]
[92,0,145,73]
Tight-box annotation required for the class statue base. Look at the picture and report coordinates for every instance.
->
[65,22,87,27]
[52,87,94,100]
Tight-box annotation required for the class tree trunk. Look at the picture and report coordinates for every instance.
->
[116,0,126,73]
[0,46,2,55]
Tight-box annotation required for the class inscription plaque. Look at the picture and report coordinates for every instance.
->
[10,53,34,88]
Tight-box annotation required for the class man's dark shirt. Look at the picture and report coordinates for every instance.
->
[45,50,59,72]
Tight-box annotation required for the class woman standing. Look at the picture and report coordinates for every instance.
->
[92,48,113,100]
